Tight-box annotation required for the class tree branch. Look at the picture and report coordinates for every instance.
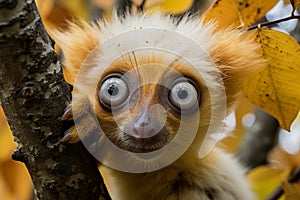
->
[0,0,110,199]
[267,166,300,200]
[248,15,300,30]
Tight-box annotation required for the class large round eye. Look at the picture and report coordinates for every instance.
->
[98,76,129,109]
[169,81,199,111]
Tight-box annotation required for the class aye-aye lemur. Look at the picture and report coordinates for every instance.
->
[54,11,264,200]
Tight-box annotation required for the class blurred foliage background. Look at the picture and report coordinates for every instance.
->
[0,0,299,199]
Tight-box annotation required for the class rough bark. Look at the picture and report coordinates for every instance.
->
[0,0,110,199]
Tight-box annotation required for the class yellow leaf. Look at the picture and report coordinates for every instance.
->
[0,107,17,161]
[57,0,89,19]
[203,0,279,28]
[91,0,115,10]
[0,107,33,200]
[0,160,33,200]
[146,0,193,14]
[243,29,300,131]
[248,166,288,199]
[290,0,300,9]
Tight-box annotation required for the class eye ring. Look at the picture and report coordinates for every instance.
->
[98,73,129,110]
[168,78,200,113]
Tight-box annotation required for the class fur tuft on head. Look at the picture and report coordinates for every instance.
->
[52,20,101,84]
[209,28,266,109]
[53,13,265,109]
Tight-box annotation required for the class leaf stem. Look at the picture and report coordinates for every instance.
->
[266,166,300,200]
[248,15,300,30]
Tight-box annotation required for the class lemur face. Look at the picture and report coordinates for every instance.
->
[93,51,206,153]
[55,14,265,172]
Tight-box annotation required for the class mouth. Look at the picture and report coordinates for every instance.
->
[122,128,169,153]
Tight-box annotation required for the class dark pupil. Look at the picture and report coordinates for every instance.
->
[177,89,188,99]
[108,84,119,96]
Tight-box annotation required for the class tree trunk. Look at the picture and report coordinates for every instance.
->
[0,0,110,199]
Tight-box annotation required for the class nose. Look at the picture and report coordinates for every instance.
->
[124,104,167,139]
[134,110,151,127]
[132,110,154,138]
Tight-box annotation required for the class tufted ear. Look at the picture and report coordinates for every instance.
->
[52,20,100,85]
[209,29,266,110]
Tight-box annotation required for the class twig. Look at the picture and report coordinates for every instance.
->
[248,15,300,30]
[266,166,300,200]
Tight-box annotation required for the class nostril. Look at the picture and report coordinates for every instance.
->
[132,126,139,137]
[138,120,150,127]
[125,104,166,139]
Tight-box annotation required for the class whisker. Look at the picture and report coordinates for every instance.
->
[168,57,182,69]
[116,44,132,67]
[132,51,138,67]
[131,51,141,84]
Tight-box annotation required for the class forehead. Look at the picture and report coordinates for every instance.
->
[100,50,205,85]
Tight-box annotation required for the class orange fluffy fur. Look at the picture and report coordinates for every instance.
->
[54,13,265,200]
